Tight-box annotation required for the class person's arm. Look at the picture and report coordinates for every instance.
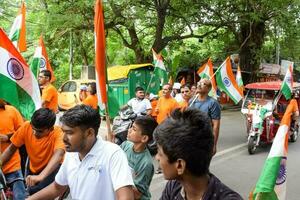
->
[212,119,220,156]
[116,186,134,200]
[26,182,68,200]
[0,143,18,165]
[26,149,65,187]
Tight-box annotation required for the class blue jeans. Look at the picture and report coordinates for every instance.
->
[5,170,26,200]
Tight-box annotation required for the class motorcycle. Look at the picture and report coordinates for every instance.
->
[112,106,158,155]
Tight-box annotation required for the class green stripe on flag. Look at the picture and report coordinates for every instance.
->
[0,74,36,120]
[281,82,292,100]
[253,156,282,199]
[10,30,20,42]
[30,58,40,79]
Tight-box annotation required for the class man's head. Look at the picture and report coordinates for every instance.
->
[38,70,51,86]
[88,82,97,95]
[196,78,212,95]
[31,108,56,139]
[154,108,213,179]
[180,84,192,101]
[127,116,158,144]
[162,84,172,98]
[135,86,145,100]
[60,105,101,152]
[191,84,197,96]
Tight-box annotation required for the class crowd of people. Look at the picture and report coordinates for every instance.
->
[0,73,245,200]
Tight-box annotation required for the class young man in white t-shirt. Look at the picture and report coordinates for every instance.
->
[27,105,134,200]
[127,86,152,116]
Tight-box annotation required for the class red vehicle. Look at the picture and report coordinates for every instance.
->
[241,81,300,154]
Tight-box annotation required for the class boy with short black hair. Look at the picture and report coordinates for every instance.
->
[155,108,242,200]
[121,116,158,200]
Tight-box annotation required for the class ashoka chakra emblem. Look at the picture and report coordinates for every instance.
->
[276,157,287,185]
[223,77,231,87]
[7,58,24,80]
[40,57,46,69]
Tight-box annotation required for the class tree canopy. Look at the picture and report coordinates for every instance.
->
[0,0,299,85]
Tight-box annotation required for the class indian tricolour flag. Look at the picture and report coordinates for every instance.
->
[249,100,296,200]
[152,49,168,85]
[197,58,217,98]
[94,0,107,110]
[9,2,27,52]
[216,57,243,104]
[280,64,293,100]
[30,36,56,82]
[0,28,41,119]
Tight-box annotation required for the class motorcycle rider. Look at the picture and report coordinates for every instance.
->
[127,87,152,116]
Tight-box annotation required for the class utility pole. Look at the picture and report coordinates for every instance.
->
[276,27,280,65]
[69,31,73,80]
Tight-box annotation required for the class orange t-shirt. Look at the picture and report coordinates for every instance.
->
[42,84,58,113]
[82,94,98,110]
[151,100,158,118]
[156,97,179,124]
[178,101,188,110]
[0,105,24,174]
[11,121,65,173]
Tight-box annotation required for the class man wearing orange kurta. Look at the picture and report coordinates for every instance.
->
[39,70,58,113]
[155,84,179,124]
[178,84,192,110]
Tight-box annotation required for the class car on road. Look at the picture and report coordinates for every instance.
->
[58,79,95,111]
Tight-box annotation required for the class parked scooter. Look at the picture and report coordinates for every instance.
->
[112,106,158,155]
[112,106,137,145]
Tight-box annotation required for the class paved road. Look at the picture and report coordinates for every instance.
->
[149,110,300,200]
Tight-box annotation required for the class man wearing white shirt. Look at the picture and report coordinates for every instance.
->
[127,87,152,116]
[27,105,134,200]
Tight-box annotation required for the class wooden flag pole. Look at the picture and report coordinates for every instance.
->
[104,102,113,142]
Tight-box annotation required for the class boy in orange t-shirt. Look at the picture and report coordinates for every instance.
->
[0,99,26,200]
[0,108,65,195]
[82,82,98,110]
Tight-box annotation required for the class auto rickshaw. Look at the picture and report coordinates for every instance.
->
[241,81,300,154]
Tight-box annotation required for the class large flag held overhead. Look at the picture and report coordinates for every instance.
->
[9,2,27,52]
[197,58,217,98]
[280,64,293,100]
[0,28,41,119]
[216,57,243,104]
[152,49,168,85]
[94,0,107,109]
[30,36,55,82]
[249,100,297,200]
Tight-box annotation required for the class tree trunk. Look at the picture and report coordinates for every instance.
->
[239,21,266,83]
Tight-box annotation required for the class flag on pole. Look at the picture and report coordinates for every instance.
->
[249,100,297,200]
[9,2,26,52]
[94,0,107,109]
[168,76,174,86]
[197,58,217,98]
[152,49,168,85]
[30,36,55,82]
[280,64,293,100]
[0,28,41,119]
[216,57,243,104]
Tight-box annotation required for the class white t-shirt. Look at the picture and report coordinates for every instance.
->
[55,138,134,200]
[127,98,152,115]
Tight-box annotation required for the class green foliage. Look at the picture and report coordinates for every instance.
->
[0,0,300,85]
